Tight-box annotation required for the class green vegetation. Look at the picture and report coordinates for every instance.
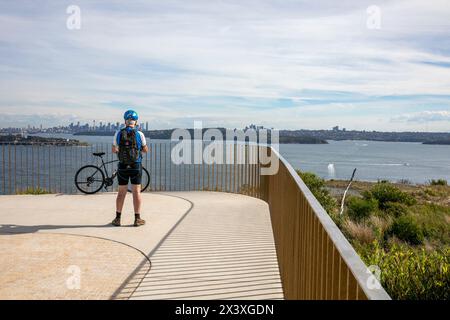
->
[430,179,448,186]
[363,182,416,209]
[388,215,424,245]
[16,187,51,195]
[298,171,450,300]
[358,242,449,300]
[296,170,337,214]
[278,136,328,144]
[346,196,378,221]
[239,184,260,196]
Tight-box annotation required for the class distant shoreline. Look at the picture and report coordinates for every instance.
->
[0,135,88,146]
[423,140,450,145]
[3,126,448,144]
[71,128,450,144]
[73,130,328,144]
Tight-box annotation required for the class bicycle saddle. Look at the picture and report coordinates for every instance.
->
[93,152,106,157]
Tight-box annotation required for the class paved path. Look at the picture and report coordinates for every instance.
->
[0,233,147,299]
[0,192,283,300]
[122,192,284,300]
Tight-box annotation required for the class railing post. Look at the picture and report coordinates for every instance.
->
[259,146,270,201]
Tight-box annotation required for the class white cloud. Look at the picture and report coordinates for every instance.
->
[0,0,450,130]
[392,110,450,123]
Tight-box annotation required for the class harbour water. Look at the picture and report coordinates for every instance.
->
[279,139,450,184]
[43,133,450,184]
[0,133,449,195]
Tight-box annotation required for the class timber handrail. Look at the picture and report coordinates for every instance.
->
[260,146,390,300]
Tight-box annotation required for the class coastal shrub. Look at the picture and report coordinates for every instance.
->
[389,215,424,245]
[423,188,438,197]
[360,242,450,300]
[410,204,450,245]
[296,171,337,214]
[327,179,450,299]
[346,196,378,221]
[384,202,409,218]
[430,179,448,186]
[16,187,51,195]
[420,185,448,199]
[367,183,416,209]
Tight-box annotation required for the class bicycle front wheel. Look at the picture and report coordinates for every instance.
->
[75,165,105,194]
[127,166,150,193]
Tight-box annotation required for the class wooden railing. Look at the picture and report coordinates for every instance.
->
[0,141,391,299]
[0,142,261,195]
[259,147,390,300]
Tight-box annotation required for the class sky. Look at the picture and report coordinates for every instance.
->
[0,0,450,131]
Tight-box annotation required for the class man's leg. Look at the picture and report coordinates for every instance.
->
[112,185,128,226]
[116,185,128,212]
[131,184,141,213]
[131,184,145,226]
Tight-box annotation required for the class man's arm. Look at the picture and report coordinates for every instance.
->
[112,131,119,153]
[140,131,149,153]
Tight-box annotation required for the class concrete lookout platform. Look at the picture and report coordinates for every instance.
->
[0,192,283,300]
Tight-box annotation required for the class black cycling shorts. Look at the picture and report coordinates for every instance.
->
[117,162,142,185]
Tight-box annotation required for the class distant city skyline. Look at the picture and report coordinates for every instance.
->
[0,121,268,132]
[1,1,450,132]
[2,121,448,135]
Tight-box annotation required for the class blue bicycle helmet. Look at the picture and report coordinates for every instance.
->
[123,109,138,121]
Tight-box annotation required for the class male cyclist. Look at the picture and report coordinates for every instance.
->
[111,109,148,227]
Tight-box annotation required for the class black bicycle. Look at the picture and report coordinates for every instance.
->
[74,152,150,194]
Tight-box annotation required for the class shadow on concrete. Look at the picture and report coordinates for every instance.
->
[111,194,284,300]
[0,223,133,234]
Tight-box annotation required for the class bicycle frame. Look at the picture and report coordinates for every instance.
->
[98,156,118,179]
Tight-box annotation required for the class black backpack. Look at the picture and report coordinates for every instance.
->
[118,128,140,164]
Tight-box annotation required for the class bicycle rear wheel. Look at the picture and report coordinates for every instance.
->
[75,165,105,194]
[141,167,150,192]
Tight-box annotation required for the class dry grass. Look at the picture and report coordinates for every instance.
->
[369,215,393,234]
[342,219,376,244]
[326,179,419,193]
[445,215,450,225]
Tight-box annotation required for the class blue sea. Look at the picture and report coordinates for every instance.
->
[278,140,450,184]
[31,133,450,184]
